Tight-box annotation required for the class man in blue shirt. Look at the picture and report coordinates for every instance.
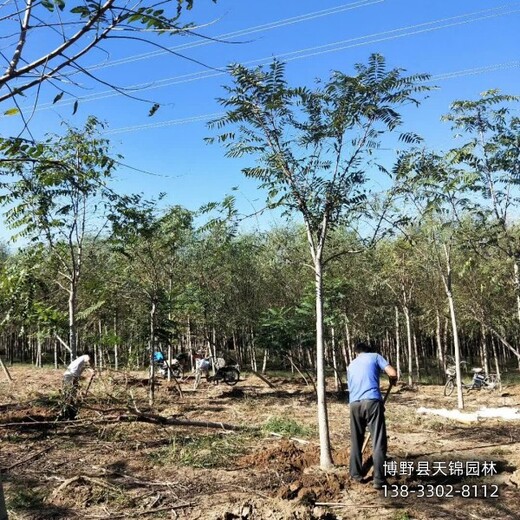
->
[347,342,397,489]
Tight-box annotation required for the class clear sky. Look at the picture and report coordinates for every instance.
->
[1,0,519,237]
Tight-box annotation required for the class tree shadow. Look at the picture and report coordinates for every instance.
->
[4,474,75,519]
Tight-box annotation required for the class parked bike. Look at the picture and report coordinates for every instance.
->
[193,356,240,388]
[151,351,187,380]
[444,364,500,396]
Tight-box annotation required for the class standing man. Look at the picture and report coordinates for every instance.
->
[347,342,397,489]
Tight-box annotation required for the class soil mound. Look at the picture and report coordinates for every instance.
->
[238,439,319,472]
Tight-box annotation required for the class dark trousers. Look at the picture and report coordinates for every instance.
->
[349,399,387,484]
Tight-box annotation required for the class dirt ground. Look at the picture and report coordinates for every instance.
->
[0,366,519,520]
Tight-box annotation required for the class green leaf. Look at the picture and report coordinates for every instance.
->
[72,100,79,115]
[3,108,20,116]
[70,6,91,16]
[53,92,64,104]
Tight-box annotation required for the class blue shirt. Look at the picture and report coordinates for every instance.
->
[347,352,389,403]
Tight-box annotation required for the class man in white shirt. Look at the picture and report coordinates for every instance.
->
[63,353,94,387]
[60,352,95,420]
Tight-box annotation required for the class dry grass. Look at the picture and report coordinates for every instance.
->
[0,366,519,519]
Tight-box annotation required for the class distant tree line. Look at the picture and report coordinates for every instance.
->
[0,210,519,381]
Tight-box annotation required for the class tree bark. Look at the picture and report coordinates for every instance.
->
[314,258,333,468]
[403,303,413,386]
[394,307,401,379]
[442,244,464,409]
[149,300,157,406]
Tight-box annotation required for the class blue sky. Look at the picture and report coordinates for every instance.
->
[1,0,519,237]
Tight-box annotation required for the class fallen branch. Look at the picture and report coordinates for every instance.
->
[83,503,193,519]
[0,412,245,432]
[3,444,54,471]
[315,502,383,508]
[0,419,87,428]
[119,412,244,431]
[251,371,276,389]
[51,475,119,498]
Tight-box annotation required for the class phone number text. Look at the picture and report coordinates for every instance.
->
[383,484,499,499]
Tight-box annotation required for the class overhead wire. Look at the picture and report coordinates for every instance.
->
[87,0,384,72]
[103,60,520,136]
[31,2,520,112]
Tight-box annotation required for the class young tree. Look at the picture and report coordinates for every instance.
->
[0,116,119,360]
[442,91,520,356]
[207,55,430,468]
[394,150,480,409]
[110,199,194,403]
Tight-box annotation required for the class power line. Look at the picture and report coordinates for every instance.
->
[34,2,520,111]
[105,112,222,134]
[87,0,383,72]
[273,4,520,63]
[103,60,520,136]
[429,61,520,81]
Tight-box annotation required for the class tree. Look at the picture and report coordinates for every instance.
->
[0,0,217,124]
[442,90,520,362]
[394,149,482,409]
[110,198,194,403]
[208,55,430,468]
[0,116,119,360]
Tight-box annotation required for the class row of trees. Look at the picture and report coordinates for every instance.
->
[1,51,519,468]
[0,207,519,379]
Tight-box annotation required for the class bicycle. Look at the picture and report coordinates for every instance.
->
[444,365,500,396]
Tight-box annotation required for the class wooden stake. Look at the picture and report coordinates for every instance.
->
[0,356,12,383]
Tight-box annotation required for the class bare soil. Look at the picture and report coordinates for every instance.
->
[1,366,519,520]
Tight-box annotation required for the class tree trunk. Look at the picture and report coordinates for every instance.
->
[0,356,12,383]
[68,283,77,361]
[149,300,157,406]
[114,314,119,371]
[413,333,420,381]
[442,245,464,409]
[403,304,413,386]
[513,261,520,324]
[491,336,502,389]
[262,348,268,374]
[314,258,333,469]
[331,326,340,392]
[395,307,401,379]
[0,478,7,520]
[480,324,489,375]
[36,324,42,368]
[344,316,352,365]
[435,310,444,371]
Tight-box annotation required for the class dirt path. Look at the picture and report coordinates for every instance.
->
[0,367,519,519]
